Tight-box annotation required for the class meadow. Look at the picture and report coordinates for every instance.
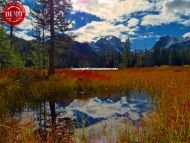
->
[0,66,190,142]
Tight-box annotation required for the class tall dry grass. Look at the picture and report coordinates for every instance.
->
[0,66,189,142]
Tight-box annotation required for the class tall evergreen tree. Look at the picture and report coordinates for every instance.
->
[30,0,49,72]
[153,46,161,66]
[0,26,24,69]
[105,42,115,67]
[48,0,72,75]
[31,0,72,75]
[122,38,132,67]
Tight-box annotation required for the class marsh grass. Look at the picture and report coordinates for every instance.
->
[0,67,190,142]
[0,119,35,143]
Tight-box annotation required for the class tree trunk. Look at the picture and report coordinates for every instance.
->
[10,25,13,49]
[49,100,56,125]
[42,26,45,76]
[48,0,55,76]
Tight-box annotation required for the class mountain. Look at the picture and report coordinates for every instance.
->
[9,34,132,68]
[9,33,190,68]
[11,34,99,68]
[153,36,190,49]
[54,35,99,67]
[50,35,126,67]
[149,36,190,66]
[11,34,126,68]
[90,36,125,54]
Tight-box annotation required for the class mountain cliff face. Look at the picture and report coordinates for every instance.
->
[55,35,125,67]
[90,36,125,54]
[50,34,99,67]
[150,36,190,66]
[153,36,190,49]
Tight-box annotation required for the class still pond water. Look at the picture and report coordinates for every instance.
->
[16,91,155,126]
[13,91,155,141]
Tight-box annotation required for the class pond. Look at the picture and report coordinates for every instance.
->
[15,91,155,141]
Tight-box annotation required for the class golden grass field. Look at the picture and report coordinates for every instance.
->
[0,66,190,142]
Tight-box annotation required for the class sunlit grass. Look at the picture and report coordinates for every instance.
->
[0,66,190,142]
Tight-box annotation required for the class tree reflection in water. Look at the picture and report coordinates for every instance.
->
[35,100,76,143]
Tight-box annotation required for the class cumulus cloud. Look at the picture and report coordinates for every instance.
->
[165,0,190,16]
[183,32,190,38]
[13,0,190,41]
[17,18,33,31]
[14,30,34,41]
[70,0,190,43]
[13,5,34,40]
[71,0,153,20]
[128,18,139,28]
[141,0,190,26]
[69,0,149,42]
[181,19,190,26]
[69,21,138,42]
[141,13,179,26]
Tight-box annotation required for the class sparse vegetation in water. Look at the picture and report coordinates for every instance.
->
[0,66,190,142]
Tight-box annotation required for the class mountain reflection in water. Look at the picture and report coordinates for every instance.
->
[18,91,154,142]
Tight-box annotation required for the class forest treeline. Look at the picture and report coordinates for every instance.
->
[97,38,190,68]
[1,25,190,69]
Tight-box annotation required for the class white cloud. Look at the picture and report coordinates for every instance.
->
[141,0,190,26]
[181,19,190,26]
[141,13,179,26]
[183,32,190,38]
[20,5,33,30]
[128,18,139,28]
[14,30,34,41]
[69,21,138,42]
[71,0,153,20]
[15,0,190,41]
[14,5,34,40]
[164,0,190,16]
[69,0,190,43]
[69,0,148,43]
[24,5,30,16]
[17,18,33,31]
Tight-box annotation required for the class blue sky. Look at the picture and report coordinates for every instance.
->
[16,0,190,50]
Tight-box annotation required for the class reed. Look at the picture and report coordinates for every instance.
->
[0,66,189,142]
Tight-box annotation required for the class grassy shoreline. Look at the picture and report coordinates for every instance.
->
[0,66,190,142]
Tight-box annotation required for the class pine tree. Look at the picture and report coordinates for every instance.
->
[136,50,143,67]
[31,0,72,76]
[31,1,73,125]
[0,26,24,69]
[105,41,115,68]
[153,46,161,66]
[30,0,49,72]
[0,1,24,69]
[122,38,132,68]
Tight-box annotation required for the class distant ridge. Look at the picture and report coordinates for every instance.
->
[153,36,190,49]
